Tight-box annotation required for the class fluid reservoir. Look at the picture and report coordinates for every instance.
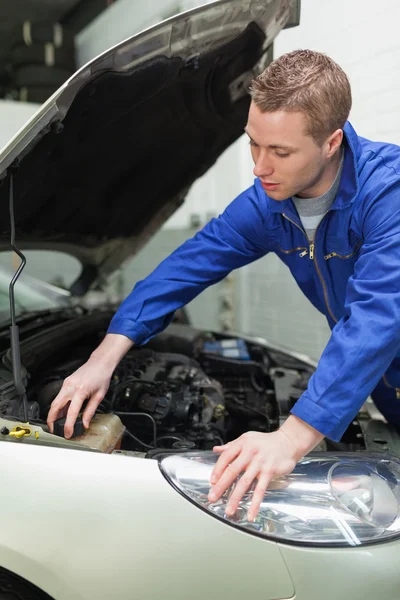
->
[72,414,126,453]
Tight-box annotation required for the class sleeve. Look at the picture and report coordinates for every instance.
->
[291,181,400,441]
[107,184,270,344]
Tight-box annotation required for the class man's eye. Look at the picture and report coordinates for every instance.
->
[276,152,289,158]
[249,140,258,147]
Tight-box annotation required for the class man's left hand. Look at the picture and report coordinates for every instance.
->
[208,430,297,521]
[208,416,324,521]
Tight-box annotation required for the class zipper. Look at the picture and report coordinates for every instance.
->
[282,215,399,392]
[282,212,309,242]
[282,213,338,323]
[273,243,309,258]
[324,242,362,261]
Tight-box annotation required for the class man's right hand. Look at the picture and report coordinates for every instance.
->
[47,333,134,438]
[47,358,113,438]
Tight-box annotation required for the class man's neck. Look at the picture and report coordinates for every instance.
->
[296,148,343,199]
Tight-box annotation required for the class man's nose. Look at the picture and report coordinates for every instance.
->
[253,151,274,178]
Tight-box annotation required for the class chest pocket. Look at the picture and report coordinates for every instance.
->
[324,234,363,262]
[271,241,309,258]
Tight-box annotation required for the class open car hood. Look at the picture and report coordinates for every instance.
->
[0,0,297,294]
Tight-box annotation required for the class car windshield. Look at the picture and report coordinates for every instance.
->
[0,250,81,322]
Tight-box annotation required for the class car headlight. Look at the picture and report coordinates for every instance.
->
[159,452,400,547]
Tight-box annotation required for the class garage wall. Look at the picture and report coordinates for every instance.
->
[0,99,39,151]
[274,0,400,144]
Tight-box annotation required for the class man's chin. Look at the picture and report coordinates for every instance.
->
[263,189,289,201]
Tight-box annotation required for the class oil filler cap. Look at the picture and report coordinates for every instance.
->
[53,416,85,438]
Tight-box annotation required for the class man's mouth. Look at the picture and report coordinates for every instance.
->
[261,181,280,191]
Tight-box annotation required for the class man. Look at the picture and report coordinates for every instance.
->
[47,49,400,521]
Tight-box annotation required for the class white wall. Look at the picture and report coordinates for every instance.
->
[274,0,400,144]
[0,100,40,152]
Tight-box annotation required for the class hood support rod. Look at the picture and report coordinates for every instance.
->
[8,162,28,422]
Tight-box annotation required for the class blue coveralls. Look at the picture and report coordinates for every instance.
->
[108,121,400,441]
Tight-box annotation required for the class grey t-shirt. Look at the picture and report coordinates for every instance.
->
[292,151,344,241]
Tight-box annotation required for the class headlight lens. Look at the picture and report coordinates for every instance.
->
[159,452,400,547]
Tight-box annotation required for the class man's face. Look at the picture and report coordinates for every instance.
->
[245,104,333,200]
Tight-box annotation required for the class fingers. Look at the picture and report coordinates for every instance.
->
[63,386,89,438]
[46,403,69,433]
[209,452,250,503]
[247,472,271,521]
[212,441,232,453]
[47,377,90,438]
[47,363,111,438]
[47,382,75,433]
[210,441,241,485]
[208,430,298,522]
[225,463,260,517]
[82,391,105,429]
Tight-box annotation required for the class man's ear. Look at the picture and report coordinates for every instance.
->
[326,129,343,158]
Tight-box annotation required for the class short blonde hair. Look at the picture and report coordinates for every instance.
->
[250,49,352,144]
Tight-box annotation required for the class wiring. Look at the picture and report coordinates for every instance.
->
[123,429,154,450]
[113,411,157,448]
[250,371,265,393]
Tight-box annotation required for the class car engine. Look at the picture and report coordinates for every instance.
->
[0,318,365,454]
[19,331,317,453]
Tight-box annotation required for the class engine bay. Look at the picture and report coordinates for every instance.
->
[38,333,320,452]
[0,316,374,455]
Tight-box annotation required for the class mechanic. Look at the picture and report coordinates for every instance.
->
[47,49,400,522]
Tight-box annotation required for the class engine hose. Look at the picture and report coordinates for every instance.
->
[113,411,157,447]
[250,371,265,393]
